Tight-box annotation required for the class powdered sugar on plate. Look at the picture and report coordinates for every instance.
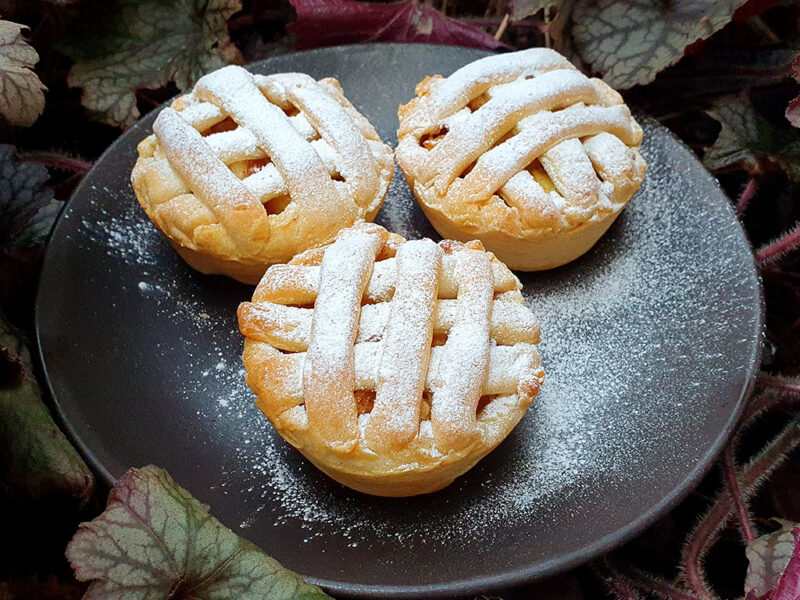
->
[177,120,757,552]
[42,47,760,589]
[78,187,228,332]
[79,186,161,268]
[75,120,756,548]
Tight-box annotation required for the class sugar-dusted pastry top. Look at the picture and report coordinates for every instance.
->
[238,222,544,496]
[396,48,646,237]
[131,65,393,283]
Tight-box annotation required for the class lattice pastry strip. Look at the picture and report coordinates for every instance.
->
[396,47,646,272]
[398,48,574,138]
[420,69,609,193]
[242,342,539,417]
[302,225,384,451]
[132,65,393,284]
[239,222,544,497]
[429,248,493,452]
[364,239,441,452]
[251,253,519,305]
[239,297,539,351]
[152,108,269,253]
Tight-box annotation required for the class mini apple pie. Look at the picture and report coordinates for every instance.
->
[396,48,646,271]
[238,222,544,496]
[132,65,393,284]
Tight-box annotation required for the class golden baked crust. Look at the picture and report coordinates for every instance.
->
[396,48,646,271]
[132,66,394,284]
[238,222,544,496]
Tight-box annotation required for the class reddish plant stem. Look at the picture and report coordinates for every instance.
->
[21,152,92,175]
[756,222,800,266]
[758,374,800,396]
[722,444,756,543]
[607,580,638,600]
[743,375,800,424]
[594,562,647,600]
[736,177,757,216]
[741,389,800,425]
[601,571,644,600]
[601,560,702,600]
[680,417,800,598]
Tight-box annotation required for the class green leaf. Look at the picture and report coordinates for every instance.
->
[62,0,242,129]
[0,145,63,255]
[0,20,47,127]
[67,466,331,600]
[705,94,800,180]
[0,315,94,503]
[572,0,748,89]
[745,519,800,600]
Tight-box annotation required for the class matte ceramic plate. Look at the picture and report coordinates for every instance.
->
[36,44,762,598]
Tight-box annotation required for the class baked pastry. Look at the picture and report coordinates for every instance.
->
[396,48,646,271]
[238,222,544,496]
[132,65,393,284]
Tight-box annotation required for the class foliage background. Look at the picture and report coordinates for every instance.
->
[1,0,800,598]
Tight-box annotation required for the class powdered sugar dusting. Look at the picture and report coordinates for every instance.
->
[423,69,598,186]
[197,66,339,212]
[367,239,440,440]
[540,137,611,211]
[471,104,633,203]
[421,48,573,128]
[80,193,160,267]
[429,249,492,434]
[50,48,760,589]
[212,120,758,553]
[78,187,229,331]
[74,117,755,552]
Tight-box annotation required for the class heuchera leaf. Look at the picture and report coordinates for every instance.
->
[67,466,331,600]
[288,0,509,51]
[705,94,800,180]
[62,0,242,129]
[745,520,800,600]
[0,20,47,127]
[572,0,749,89]
[0,315,94,503]
[786,55,800,128]
[0,144,63,255]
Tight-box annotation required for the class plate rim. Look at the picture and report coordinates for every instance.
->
[34,42,765,598]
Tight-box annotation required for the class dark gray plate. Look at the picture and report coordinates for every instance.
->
[36,44,762,598]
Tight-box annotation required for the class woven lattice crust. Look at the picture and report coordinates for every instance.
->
[239,222,544,496]
[396,48,646,271]
[132,66,394,283]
